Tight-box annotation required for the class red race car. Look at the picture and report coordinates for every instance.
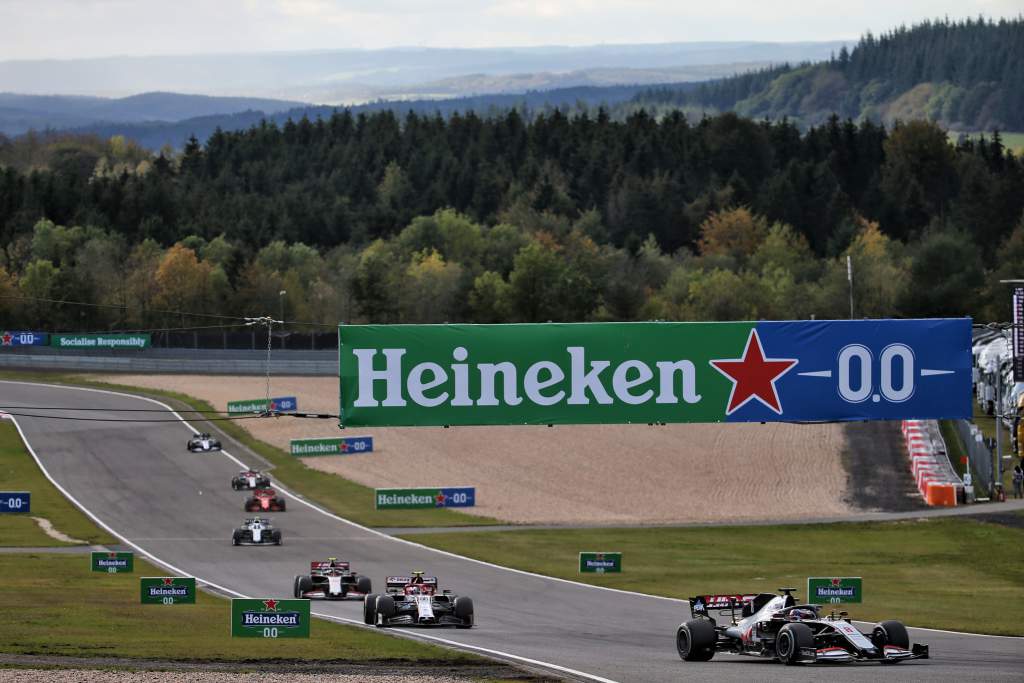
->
[244,487,287,512]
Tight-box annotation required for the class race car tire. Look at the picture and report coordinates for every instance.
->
[295,575,313,595]
[776,623,813,665]
[273,531,282,545]
[375,595,396,627]
[293,575,302,598]
[356,576,372,594]
[276,499,286,511]
[872,620,910,650]
[453,596,474,628]
[363,594,379,625]
[232,481,240,490]
[677,619,716,661]
[232,532,241,546]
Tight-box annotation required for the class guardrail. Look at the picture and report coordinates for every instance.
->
[901,419,963,506]
[0,348,335,376]
[952,418,993,494]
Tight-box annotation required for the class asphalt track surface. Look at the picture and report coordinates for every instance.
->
[5,381,1023,682]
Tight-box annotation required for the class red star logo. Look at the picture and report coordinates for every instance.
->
[435,492,447,507]
[1,333,12,345]
[263,599,279,611]
[710,329,797,415]
[162,577,175,585]
[108,552,118,558]
[269,401,278,411]
[832,578,841,587]
[339,442,349,452]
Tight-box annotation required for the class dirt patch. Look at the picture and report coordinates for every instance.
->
[93,374,862,525]
[840,421,927,512]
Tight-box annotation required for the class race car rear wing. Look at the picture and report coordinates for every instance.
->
[689,594,758,616]
[311,560,350,572]
[386,576,437,588]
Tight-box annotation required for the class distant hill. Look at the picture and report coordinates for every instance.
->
[0,41,847,102]
[64,82,701,151]
[0,92,307,136]
[632,18,1024,131]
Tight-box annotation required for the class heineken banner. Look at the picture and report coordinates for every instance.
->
[227,396,298,414]
[140,576,197,604]
[579,552,622,574]
[290,436,373,456]
[0,491,30,513]
[91,551,134,573]
[375,486,475,509]
[338,320,972,427]
[51,333,150,349]
[807,577,863,604]
[231,598,310,638]
[1,331,46,347]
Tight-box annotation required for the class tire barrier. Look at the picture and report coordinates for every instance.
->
[901,419,962,506]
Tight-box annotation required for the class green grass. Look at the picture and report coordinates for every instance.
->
[0,370,499,529]
[402,518,1024,636]
[0,422,116,547]
[0,552,478,662]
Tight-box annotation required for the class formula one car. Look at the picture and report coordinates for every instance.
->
[231,518,282,546]
[244,487,286,512]
[363,571,473,628]
[187,432,221,452]
[676,588,928,665]
[231,469,271,490]
[293,558,372,600]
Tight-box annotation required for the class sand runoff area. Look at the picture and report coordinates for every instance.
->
[95,375,855,524]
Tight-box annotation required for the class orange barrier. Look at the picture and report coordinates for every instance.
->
[925,482,957,507]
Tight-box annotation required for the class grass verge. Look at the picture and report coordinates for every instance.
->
[0,370,499,529]
[402,517,1024,636]
[0,552,478,663]
[0,421,116,547]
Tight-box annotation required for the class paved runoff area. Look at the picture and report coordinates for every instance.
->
[3,380,1022,683]
[94,374,858,525]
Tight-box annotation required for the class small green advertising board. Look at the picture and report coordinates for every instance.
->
[51,334,150,349]
[807,577,862,604]
[375,487,475,509]
[140,576,196,604]
[231,598,310,638]
[290,436,373,456]
[91,551,134,573]
[227,396,297,414]
[579,552,622,573]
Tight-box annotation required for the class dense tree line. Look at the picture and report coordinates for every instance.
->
[1,108,1024,329]
[636,17,1024,130]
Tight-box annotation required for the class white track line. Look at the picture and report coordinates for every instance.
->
[0,381,619,683]
[4,378,1021,644]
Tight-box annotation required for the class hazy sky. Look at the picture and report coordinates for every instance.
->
[1,0,1020,60]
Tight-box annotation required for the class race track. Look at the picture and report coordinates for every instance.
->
[4,381,1022,682]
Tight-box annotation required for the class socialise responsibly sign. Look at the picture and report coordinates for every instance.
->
[338,320,971,427]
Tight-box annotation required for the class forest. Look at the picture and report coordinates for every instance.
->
[0,102,1023,331]
[637,17,1024,131]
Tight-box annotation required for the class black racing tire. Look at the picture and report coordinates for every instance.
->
[232,532,241,546]
[356,575,372,594]
[293,575,303,598]
[363,593,379,624]
[453,596,474,628]
[295,575,313,595]
[375,595,396,627]
[232,481,240,490]
[273,531,282,546]
[244,499,258,512]
[872,620,910,650]
[276,499,286,512]
[677,619,716,661]
[776,623,813,665]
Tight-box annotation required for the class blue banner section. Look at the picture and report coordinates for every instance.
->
[341,436,373,453]
[270,396,298,412]
[0,492,30,513]
[721,318,972,422]
[1,331,47,347]
[437,487,475,508]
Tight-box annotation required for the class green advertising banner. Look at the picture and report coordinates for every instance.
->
[579,552,622,573]
[227,396,297,414]
[231,598,310,638]
[807,577,862,604]
[51,334,150,349]
[140,577,197,604]
[290,436,373,456]
[337,320,971,427]
[91,551,134,573]
[375,487,475,509]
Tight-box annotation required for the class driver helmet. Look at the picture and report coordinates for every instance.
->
[405,584,423,595]
[790,608,816,621]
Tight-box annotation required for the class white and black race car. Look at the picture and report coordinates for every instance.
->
[293,558,372,600]
[231,517,282,546]
[363,572,473,628]
[187,432,221,452]
[231,469,270,490]
[677,588,928,665]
